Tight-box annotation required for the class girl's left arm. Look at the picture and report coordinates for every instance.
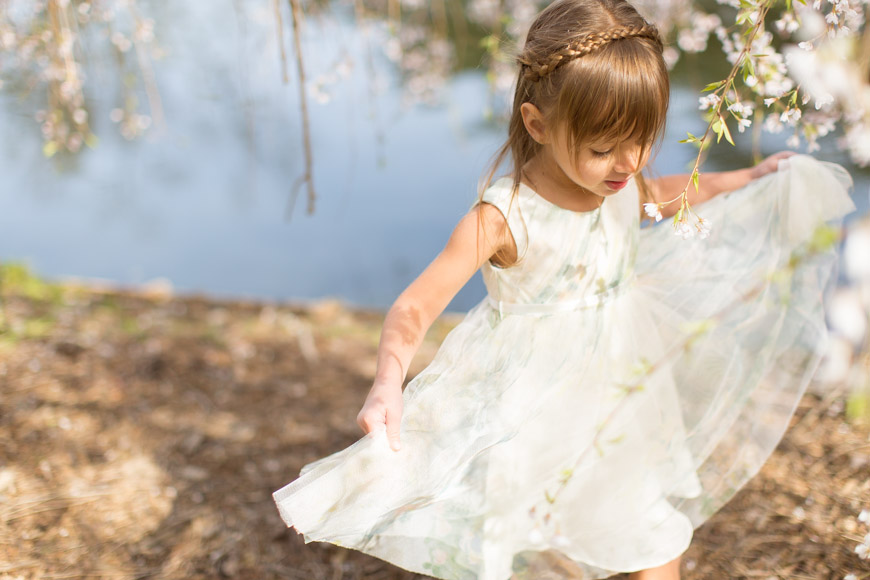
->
[647,151,795,219]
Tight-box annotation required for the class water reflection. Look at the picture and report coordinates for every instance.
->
[0,4,867,312]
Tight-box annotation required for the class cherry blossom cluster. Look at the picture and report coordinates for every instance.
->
[368,0,460,107]
[461,0,870,166]
[384,27,453,106]
[0,0,159,156]
[668,0,868,166]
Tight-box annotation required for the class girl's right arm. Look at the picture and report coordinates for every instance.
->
[356,202,515,451]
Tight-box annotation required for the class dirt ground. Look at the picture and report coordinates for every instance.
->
[0,267,868,580]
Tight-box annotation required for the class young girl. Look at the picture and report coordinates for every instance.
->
[273,1,855,578]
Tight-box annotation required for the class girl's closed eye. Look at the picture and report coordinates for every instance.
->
[591,148,613,158]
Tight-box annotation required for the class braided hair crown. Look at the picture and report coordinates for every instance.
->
[518,23,663,83]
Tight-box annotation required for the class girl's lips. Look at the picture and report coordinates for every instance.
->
[604,179,629,190]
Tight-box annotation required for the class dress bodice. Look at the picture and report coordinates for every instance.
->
[475,177,639,306]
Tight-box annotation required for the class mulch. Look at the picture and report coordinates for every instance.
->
[0,276,867,580]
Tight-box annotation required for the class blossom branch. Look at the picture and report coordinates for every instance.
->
[667,0,775,240]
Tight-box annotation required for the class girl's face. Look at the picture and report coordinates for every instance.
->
[549,128,651,197]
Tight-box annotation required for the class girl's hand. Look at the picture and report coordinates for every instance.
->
[357,381,403,452]
[749,151,797,180]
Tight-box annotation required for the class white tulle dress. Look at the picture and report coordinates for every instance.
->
[273,155,855,579]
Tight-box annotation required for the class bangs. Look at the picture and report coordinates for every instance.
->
[554,38,669,153]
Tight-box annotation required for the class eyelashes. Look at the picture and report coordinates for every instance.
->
[590,140,653,159]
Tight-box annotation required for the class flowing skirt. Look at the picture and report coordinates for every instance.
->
[273,155,855,579]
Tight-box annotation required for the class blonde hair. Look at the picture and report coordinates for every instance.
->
[478,0,669,267]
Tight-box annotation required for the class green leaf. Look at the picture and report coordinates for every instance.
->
[719,115,735,145]
[679,132,699,144]
[479,35,498,52]
[702,81,724,92]
[691,170,700,192]
[743,57,755,79]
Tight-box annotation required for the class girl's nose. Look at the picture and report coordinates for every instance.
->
[614,145,642,173]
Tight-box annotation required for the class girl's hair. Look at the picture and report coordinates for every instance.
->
[478,0,669,267]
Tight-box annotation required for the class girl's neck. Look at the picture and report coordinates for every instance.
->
[520,153,604,213]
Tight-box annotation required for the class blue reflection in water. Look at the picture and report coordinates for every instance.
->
[0,4,867,312]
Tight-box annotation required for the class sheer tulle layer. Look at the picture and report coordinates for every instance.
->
[273,155,855,579]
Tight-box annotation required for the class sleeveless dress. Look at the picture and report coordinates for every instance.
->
[273,154,855,579]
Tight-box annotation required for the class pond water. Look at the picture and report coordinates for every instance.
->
[1,3,868,312]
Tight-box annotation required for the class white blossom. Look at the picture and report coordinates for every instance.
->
[844,222,870,281]
[643,203,663,222]
[698,93,721,111]
[843,124,870,166]
[727,101,754,117]
[764,113,785,134]
[829,288,867,344]
[819,336,854,383]
[775,12,800,34]
[675,220,694,240]
[781,108,802,126]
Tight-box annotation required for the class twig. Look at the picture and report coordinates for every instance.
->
[127,0,165,131]
[674,1,775,228]
[274,0,289,83]
[287,0,317,217]
[1,495,105,522]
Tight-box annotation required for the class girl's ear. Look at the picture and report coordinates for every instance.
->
[520,103,549,145]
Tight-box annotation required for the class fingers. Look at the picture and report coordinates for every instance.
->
[771,151,797,172]
[356,406,384,434]
[357,402,403,452]
[357,390,403,452]
[752,151,797,180]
